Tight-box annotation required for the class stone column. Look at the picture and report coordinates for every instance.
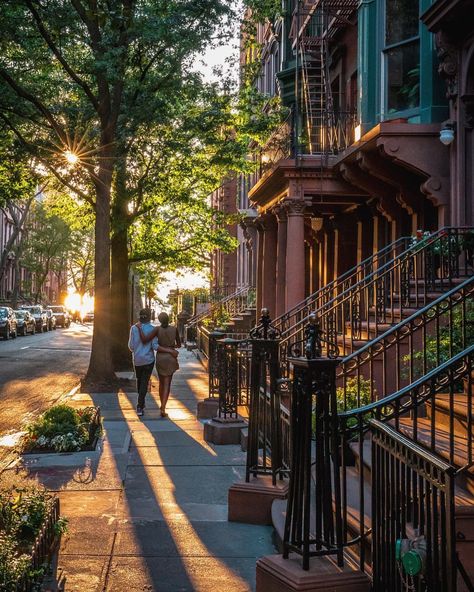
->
[274,205,288,317]
[262,214,278,317]
[285,200,306,310]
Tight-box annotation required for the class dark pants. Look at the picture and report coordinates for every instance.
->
[135,362,154,409]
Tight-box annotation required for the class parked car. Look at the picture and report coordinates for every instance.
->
[0,307,17,340]
[21,306,48,333]
[47,305,71,328]
[44,309,56,331]
[83,311,94,323]
[14,310,36,336]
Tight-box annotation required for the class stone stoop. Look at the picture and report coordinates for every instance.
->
[256,554,371,592]
[228,476,288,525]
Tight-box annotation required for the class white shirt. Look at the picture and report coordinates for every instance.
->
[128,323,158,366]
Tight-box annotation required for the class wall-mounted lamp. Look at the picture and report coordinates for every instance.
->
[439,120,456,146]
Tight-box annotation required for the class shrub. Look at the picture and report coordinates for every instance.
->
[336,376,374,411]
[23,404,97,453]
[0,484,67,591]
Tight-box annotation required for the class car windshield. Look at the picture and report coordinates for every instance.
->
[14,311,26,318]
[0,309,7,318]
[28,307,42,314]
[49,306,64,313]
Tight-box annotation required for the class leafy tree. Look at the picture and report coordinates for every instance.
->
[0,1,284,384]
[21,201,70,303]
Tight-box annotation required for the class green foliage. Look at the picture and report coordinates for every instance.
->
[0,128,37,208]
[0,483,66,590]
[403,302,474,378]
[336,377,374,412]
[244,0,282,23]
[23,404,97,453]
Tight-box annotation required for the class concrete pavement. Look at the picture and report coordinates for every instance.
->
[10,350,275,591]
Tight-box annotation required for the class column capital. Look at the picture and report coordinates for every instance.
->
[273,203,288,223]
[285,199,306,217]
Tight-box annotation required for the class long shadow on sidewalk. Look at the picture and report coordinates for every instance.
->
[30,351,274,591]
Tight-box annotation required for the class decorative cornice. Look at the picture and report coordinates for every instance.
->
[285,199,306,217]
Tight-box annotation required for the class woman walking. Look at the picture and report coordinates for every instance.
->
[137,312,181,417]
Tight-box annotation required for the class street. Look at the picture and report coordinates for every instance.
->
[0,323,92,461]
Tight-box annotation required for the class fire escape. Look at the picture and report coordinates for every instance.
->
[290,0,359,157]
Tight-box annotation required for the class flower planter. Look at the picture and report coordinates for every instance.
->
[13,497,61,592]
[22,406,102,455]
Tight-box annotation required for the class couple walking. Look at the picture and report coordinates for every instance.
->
[128,308,181,417]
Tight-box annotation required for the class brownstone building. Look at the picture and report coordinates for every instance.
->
[213,0,474,323]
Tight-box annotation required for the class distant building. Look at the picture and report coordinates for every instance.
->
[0,194,65,305]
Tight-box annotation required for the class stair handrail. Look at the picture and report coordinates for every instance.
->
[281,227,474,358]
[277,225,474,339]
[185,284,252,329]
[273,235,412,332]
[337,274,474,407]
[339,345,474,473]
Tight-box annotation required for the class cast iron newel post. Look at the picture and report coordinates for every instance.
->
[208,329,226,398]
[283,313,344,570]
[246,308,288,485]
[216,337,242,421]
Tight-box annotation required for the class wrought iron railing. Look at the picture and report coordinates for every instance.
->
[282,227,474,372]
[339,346,473,475]
[185,285,255,345]
[15,497,60,592]
[273,235,412,335]
[371,420,459,592]
[337,274,474,408]
[282,339,473,587]
[246,314,289,485]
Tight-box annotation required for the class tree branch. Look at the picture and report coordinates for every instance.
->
[24,0,100,113]
[0,68,66,142]
[0,113,94,206]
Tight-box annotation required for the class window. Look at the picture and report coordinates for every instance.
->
[384,0,420,114]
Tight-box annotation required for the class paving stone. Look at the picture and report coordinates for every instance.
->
[130,431,207,448]
[54,556,108,591]
[57,489,121,517]
[128,444,245,466]
[114,520,274,558]
[59,516,116,555]
[106,556,255,592]
[123,465,246,505]
[118,500,229,522]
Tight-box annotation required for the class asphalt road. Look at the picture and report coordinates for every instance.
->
[0,322,92,460]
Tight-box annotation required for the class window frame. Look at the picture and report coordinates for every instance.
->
[381,0,421,119]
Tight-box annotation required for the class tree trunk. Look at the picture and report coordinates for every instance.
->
[111,161,133,371]
[11,257,20,309]
[83,177,117,388]
[111,226,132,370]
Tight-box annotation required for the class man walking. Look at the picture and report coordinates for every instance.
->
[128,308,162,416]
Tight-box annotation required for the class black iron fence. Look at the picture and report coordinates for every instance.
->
[184,285,255,345]
[279,310,473,586]
[15,496,60,592]
[246,312,289,485]
[371,420,458,592]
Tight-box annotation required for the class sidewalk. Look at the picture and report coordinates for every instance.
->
[13,350,274,592]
